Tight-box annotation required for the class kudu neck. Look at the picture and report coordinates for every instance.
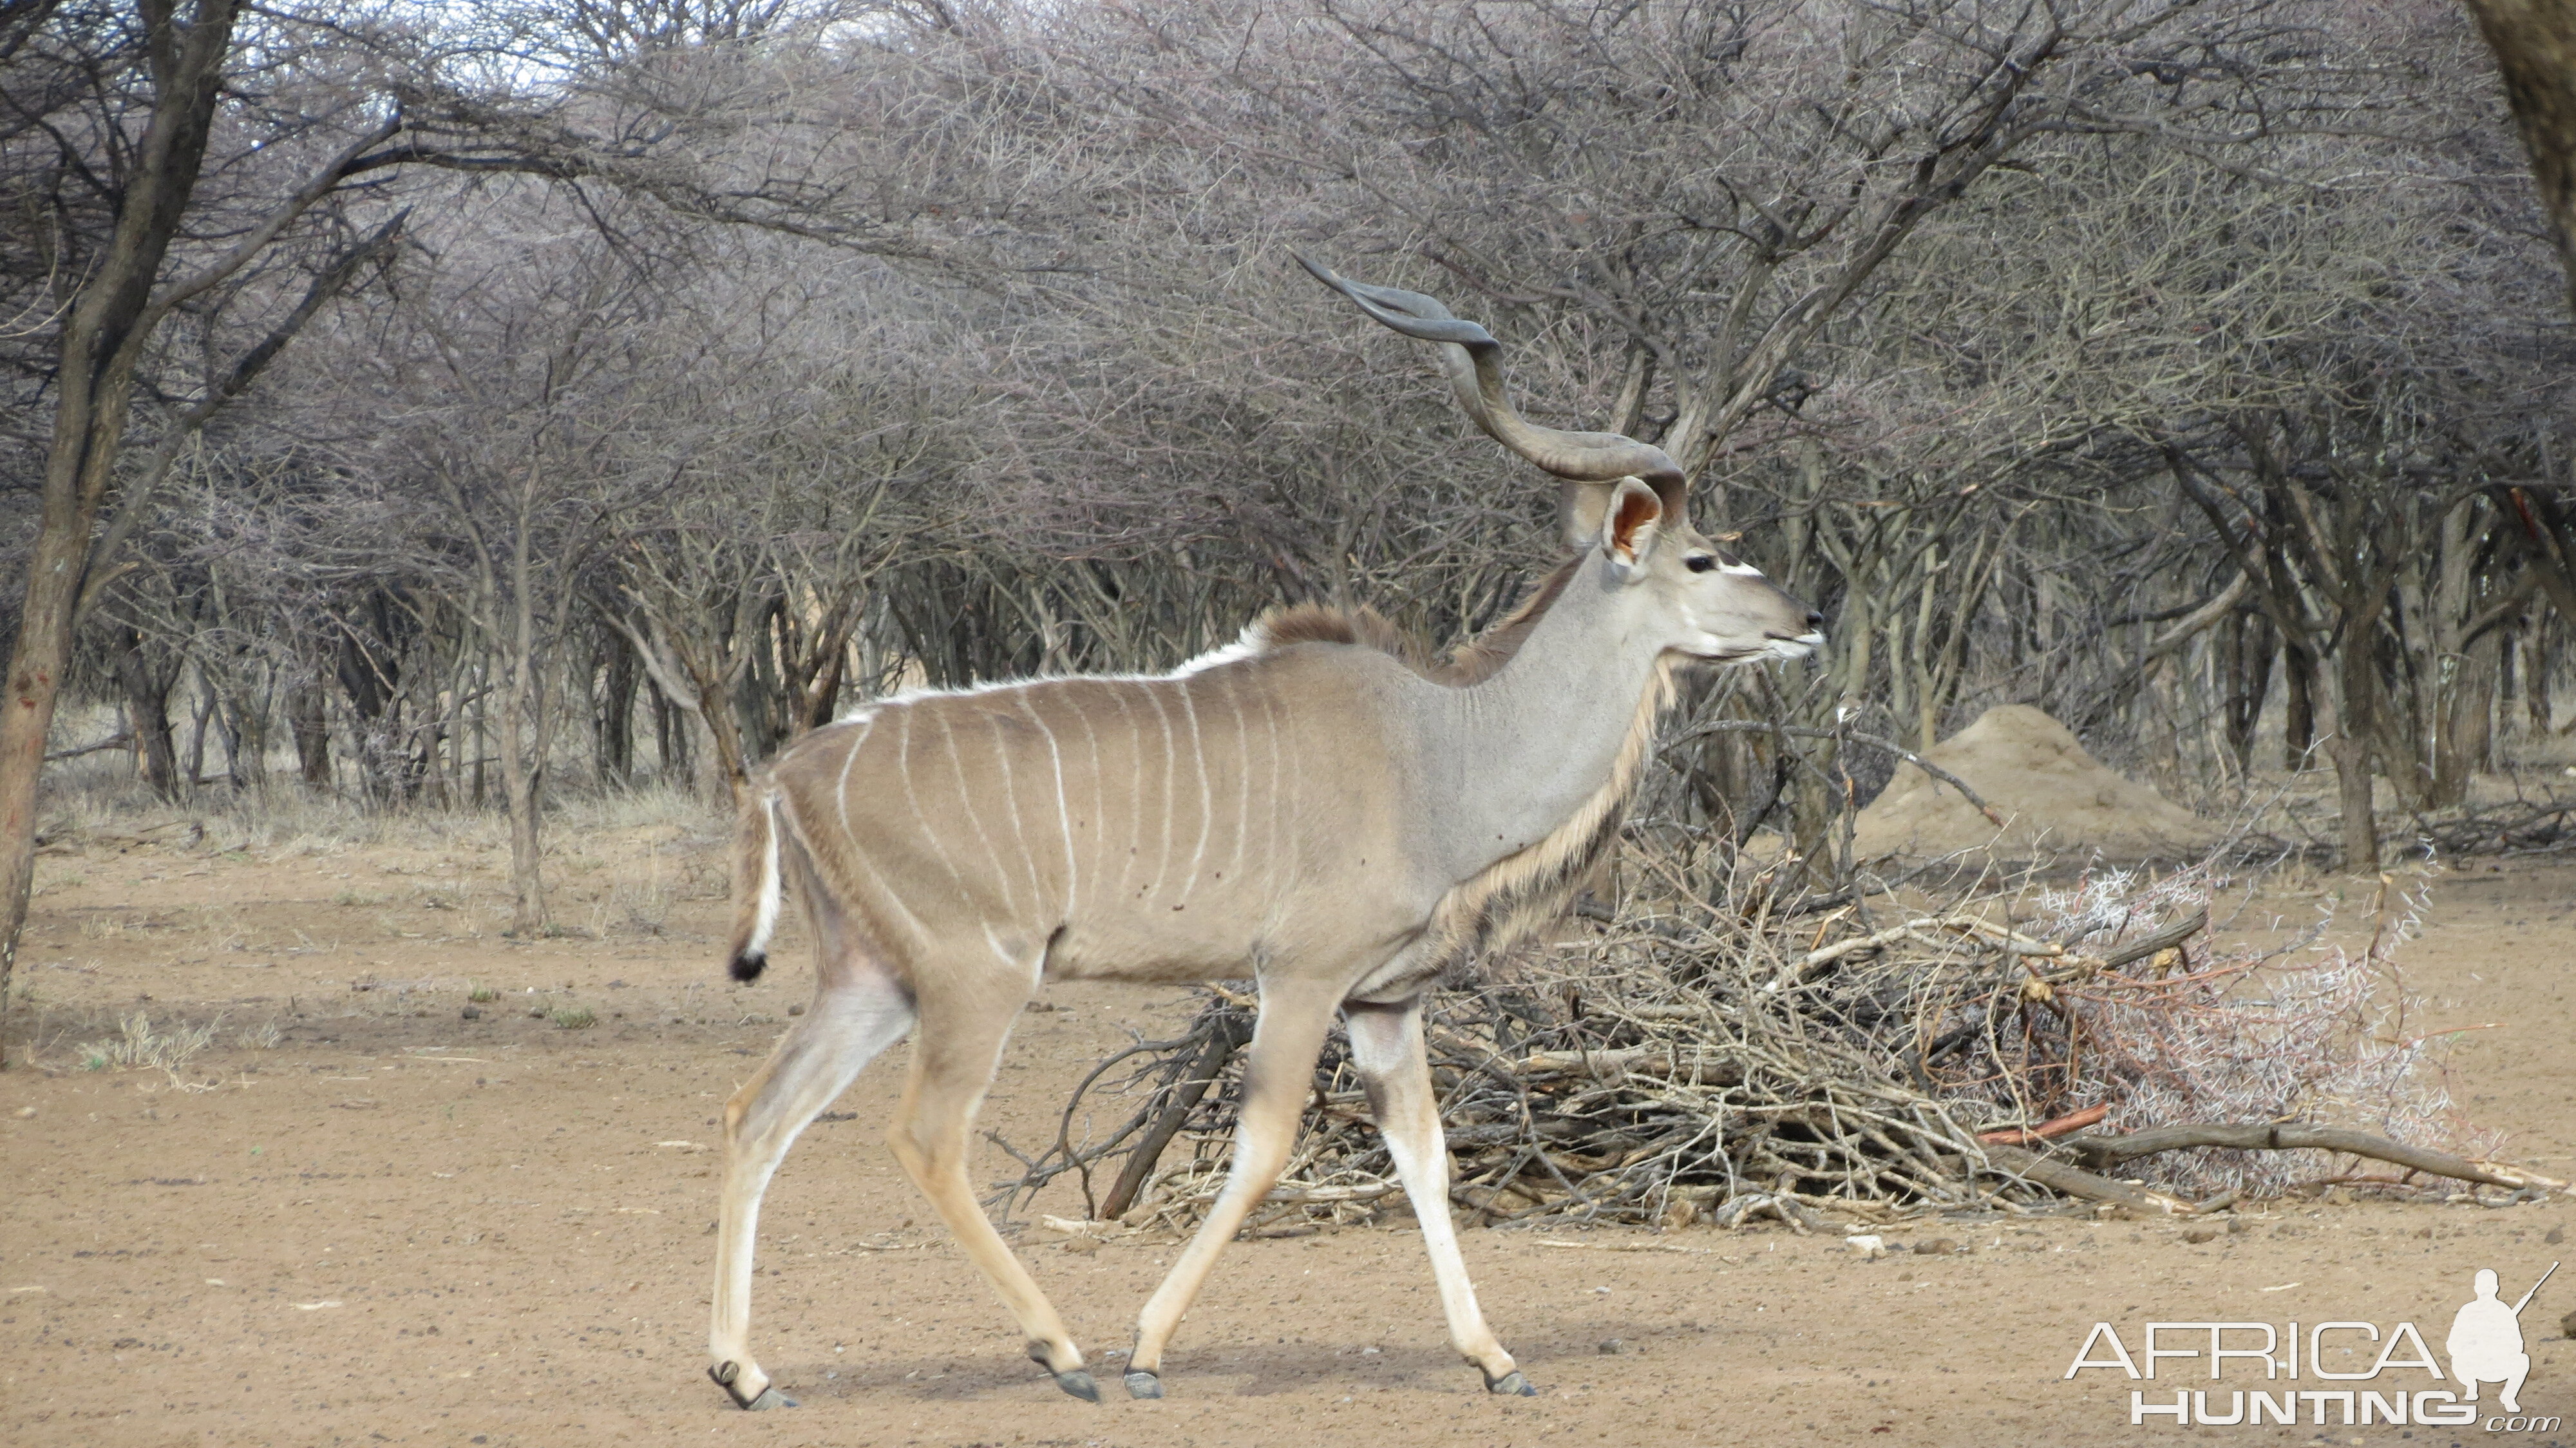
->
[1425,553,1669,877]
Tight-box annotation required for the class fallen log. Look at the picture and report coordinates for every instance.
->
[1975,1143,2195,1215]
[2060,1124,2567,1194]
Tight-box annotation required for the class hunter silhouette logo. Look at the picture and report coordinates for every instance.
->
[2451,1263,2553,1415]
[2063,1259,2560,1431]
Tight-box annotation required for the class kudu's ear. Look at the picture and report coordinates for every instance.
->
[1600,479,1662,578]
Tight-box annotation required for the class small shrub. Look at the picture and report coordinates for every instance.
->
[73,1011,219,1074]
[611,868,672,936]
[466,983,499,1004]
[549,1005,598,1030]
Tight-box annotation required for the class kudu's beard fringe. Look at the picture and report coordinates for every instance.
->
[1006,842,2503,1232]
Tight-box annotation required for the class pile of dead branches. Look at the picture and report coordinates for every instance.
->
[2402,788,2576,858]
[1003,844,2560,1232]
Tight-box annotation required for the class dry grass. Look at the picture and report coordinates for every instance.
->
[35,716,721,862]
[74,1011,220,1076]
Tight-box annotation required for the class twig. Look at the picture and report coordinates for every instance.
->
[1099,1007,1251,1220]
[1977,1103,2109,1145]
[1978,1143,2194,1215]
[2098,910,2209,970]
[2060,1124,2566,1193]
[1533,1239,1732,1255]
[1664,721,2006,825]
[43,734,133,762]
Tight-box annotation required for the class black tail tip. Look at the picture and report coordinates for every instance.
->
[728,948,767,983]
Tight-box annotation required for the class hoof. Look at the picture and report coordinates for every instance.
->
[1051,1369,1101,1402]
[1124,1369,1164,1399]
[709,1362,798,1410]
[1484,1369,1537,1396]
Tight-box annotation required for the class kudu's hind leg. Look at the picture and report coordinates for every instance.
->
[1124,978,1343,1398]
[1344,997,1532,1395]
[708,962,916,1409]
[885,978,1100,1402]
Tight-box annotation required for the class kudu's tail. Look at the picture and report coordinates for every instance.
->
[726,785,784,983]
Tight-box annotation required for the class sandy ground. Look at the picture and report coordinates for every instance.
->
[2,822,2570,1447]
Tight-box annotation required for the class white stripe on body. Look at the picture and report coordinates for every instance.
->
[1140,686,1177,900]
[1220,671,1251,889]
[1022,694,1078,917]
[829,716,936,949]
[1259,681,1287,902]
[898,705,976,908]
[833,713,875,844]
[1177,684,1213,897]
[984,708,1047,918]
[1070,690,1106,917]
[1106,687,1139,905]
[940,710,1021,918]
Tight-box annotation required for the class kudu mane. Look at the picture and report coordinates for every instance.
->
[1244,558,1580,686]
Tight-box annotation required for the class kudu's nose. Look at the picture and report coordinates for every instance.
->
[1804,609,1827,631]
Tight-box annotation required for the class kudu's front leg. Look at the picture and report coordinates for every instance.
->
[1122,979,1342,1398]
[1343,996,1533,1394]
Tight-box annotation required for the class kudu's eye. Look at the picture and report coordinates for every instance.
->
[1685,554,1718,573]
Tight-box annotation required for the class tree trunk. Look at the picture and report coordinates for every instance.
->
[2282,639,2316,766]
[2530,624,2557,734]
[609,608,753,806]
[0,0,247,1048]
[220,668,268,790]
[1,526,94,1027]
[2331,638,2381,875]
[337,599,415,803]
[2433,636,2497,805]
[596,627,635,787]
[111,627,183,801]
[493,473,557,938]
[2222,609,2273,779]
[290,681,331,788]
[498,675,547,937]
[2461,0,2576,316]
[182,678,216,794]
[649,676,692,785]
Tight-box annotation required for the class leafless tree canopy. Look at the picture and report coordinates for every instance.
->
[5,3,2573,1088]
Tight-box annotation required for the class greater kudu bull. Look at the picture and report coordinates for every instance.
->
[705,255,1824,1410]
